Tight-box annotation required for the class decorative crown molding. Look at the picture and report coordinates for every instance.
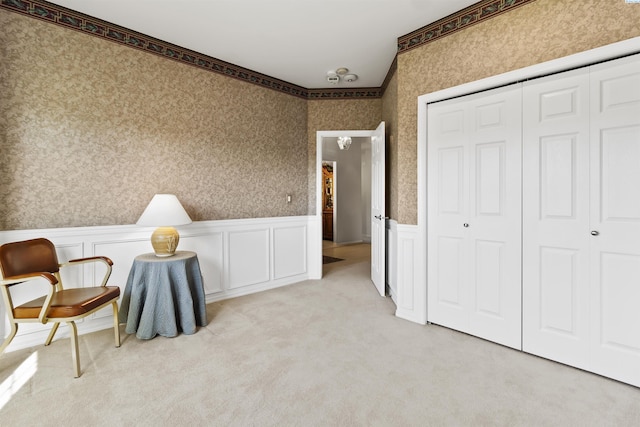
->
[397,0,537,54]
[2,0,538,100]
[0,0,317,98]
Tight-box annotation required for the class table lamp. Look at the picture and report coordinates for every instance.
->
[136,194,192,257]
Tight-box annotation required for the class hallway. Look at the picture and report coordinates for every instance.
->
[322,242,371,272]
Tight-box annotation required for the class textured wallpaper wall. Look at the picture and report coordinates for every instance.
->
[306,99,382,215]
[0,11,309,230]
[4,0,637,231]
[396,0,640,224]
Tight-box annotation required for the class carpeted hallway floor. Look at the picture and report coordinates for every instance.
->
[1,243,639,426]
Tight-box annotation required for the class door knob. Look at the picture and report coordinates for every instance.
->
[590,230,599,236]
[463,223,469,228]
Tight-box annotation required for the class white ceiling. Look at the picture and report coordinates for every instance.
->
[47,0,478,89]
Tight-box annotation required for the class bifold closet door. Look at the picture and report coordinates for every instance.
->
[523,54,640,387]
[589,54,640,387]
[522,68,591,369]
[427,84,522,350]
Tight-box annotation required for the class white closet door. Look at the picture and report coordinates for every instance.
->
[428,84,522,349]
[522,68,591,368]
[589,54,640,386]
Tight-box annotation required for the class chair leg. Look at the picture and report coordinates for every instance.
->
[0,322,18,355]
[112,301,121,348]
[45,322,60,346]
[67,321,81,378]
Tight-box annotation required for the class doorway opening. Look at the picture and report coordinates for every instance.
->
[315,123,386,296]
[320,136,371,272]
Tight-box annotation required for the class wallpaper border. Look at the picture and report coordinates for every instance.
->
[1,0,538,100]
[397,0,538,54]
[0,0,382,100]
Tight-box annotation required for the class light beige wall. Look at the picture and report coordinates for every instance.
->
[396,0,640,224]
[306,99,382,215]
[0,11,308,230]
[381,70,398,220]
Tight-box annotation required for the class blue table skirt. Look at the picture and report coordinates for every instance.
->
[119,251,207,339]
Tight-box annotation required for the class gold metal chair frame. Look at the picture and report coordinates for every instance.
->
[0,238,120,377]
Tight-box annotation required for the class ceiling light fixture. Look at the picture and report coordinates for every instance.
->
[343,74,358,82]
[335,67,349,75]
[337,136,352,150]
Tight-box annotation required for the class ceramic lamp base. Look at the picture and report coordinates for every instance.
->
[150,226,180,257]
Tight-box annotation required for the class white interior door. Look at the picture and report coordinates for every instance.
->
[371,121,386,296]
[522,67,592,368]
[523,54,640,387]
[589,54,640,386]
[428,84,522,349]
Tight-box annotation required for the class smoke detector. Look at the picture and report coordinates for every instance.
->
[326,68,358,84]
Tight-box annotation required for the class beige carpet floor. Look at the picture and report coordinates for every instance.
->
[1,243,639,426]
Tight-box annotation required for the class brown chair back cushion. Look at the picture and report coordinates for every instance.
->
[0,238,60,277]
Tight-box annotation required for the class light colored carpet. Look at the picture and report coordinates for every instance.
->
[1,244,639,426]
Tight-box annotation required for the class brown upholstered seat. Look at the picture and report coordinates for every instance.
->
[13,286,121,319]
[0,238,121,377]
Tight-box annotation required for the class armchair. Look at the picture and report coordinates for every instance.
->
[0,238,120,377]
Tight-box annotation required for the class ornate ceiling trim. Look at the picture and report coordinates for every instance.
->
[2,0,538,100]
[0,0,317,98]
[398,0,538,54]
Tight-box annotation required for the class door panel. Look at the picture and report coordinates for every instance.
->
[474,239,504,317]
[599,127,640,221]
[476,143,504,216]
[438,147,465,215]
[468,88,522,349]
[370,121,386,296]
[599,252,640,352]
[523,67,591,368]
[589,55,640,386]
[540,135,577,218]
[437,237,464,306]
[428,84,522,349]
[539,247,580,336]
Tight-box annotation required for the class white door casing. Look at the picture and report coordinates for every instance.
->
[371,121,386,296]
[315,123,386,298]
[427,84,522,350]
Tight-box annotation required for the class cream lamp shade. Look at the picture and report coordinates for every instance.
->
[136,194,192,257]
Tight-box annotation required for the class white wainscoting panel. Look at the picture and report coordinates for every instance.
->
[0,216,313,352]
[386,220,398,304]
[394,225,427,324]
[228,228,270,289]
[179,232,224,294]
[273,225,307,280]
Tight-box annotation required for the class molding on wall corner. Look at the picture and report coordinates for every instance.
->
[1,0,538,101]
[397,0,538,54]
[0,0,381,100]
